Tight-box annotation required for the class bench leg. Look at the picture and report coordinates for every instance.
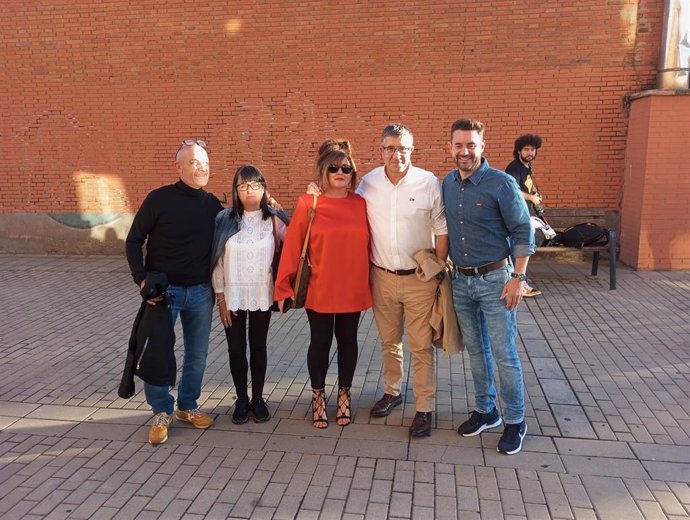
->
[608,230,617,290]
[592,251,599,276]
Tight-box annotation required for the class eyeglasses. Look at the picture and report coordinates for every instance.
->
[382,146,413,155]
[236,181,264,192]
[177,139,207,152]
[327,164,355,175]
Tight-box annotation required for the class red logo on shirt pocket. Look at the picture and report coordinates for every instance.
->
[475,202,483,208]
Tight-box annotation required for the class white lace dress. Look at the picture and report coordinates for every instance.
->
[211,211,287,312]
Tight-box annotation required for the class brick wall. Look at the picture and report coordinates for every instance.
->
[620,92,690,270]
[0,1,663,251]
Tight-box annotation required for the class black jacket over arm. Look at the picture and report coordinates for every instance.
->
[118,272,176,398]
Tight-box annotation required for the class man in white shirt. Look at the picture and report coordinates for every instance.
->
[358,123,448,437]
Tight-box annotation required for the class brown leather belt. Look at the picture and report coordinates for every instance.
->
[454,258,508,277]
[373,264,417,276]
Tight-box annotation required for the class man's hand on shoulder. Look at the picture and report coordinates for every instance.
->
[306,182,322,197]
[268,195,284,212]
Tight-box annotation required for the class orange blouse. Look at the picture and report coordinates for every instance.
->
[274,193,372,313]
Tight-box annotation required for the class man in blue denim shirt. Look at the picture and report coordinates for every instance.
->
[442,119,535,455]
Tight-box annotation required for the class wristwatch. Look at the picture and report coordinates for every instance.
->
[510,272,527,281]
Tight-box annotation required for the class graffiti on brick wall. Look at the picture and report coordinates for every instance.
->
[207,91,383,203]
[8,91,388,226]
[11,110,123,228]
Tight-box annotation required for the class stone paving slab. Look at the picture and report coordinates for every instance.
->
[0,401,41,417]
[3,418,78,437]
[0,254,689,519]
[26,405,98,422]
[85,408,152,425]
[554,438,637,459]
[630,443,690,464]
[642,461,690,483]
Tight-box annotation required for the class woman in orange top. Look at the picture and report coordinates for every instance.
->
[275,139,372,428]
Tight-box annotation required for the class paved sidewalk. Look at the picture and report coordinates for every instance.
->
[0,254,689,519]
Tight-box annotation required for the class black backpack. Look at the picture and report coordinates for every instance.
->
[554,222,609,248]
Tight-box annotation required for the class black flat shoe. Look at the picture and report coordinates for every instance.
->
[251,397,270,423]
[232,396,250,425]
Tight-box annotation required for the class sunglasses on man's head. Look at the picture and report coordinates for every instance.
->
[177,139,207,152]
[327,164,355,175]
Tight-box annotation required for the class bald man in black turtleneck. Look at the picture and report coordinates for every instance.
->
[126,140,223,445]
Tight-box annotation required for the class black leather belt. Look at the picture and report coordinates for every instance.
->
[454,259,508,277]
[373,264,417,276]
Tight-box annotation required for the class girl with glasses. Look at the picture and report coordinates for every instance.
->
[210,165,290,425]
[275,139,372,428]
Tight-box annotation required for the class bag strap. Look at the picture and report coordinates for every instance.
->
[299,196,318,260]
[271,215,280,251]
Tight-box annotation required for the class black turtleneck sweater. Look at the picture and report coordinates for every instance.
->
[126,180,223,286]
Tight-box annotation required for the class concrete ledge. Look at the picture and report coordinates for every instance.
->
[0,212,133,254]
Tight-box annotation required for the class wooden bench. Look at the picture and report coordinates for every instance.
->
[537,208,619,290]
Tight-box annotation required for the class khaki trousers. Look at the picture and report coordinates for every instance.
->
[371,267,437,412]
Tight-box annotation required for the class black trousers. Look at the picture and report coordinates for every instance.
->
[305,309,361,390]
[224,309,272,400]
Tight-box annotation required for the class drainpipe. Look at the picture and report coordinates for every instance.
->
[657,0,690,89]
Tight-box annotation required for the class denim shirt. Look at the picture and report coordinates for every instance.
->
[209,206,290,277]
[442,158,535,268]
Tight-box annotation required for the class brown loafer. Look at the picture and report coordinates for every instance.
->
[410,411,432,437]
[370,393,403,417]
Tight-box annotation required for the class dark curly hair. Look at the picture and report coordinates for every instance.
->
[513,134,542,160]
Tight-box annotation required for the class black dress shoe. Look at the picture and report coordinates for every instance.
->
[410,411,432,437]
[370,393,403,417]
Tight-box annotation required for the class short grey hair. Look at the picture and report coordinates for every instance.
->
[380,123,413,144]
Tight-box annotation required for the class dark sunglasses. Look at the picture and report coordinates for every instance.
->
[177,139,207,152]
[327,164,355,175]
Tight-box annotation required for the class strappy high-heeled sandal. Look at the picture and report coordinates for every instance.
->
[336,386,352,426]
[312,388,328,429]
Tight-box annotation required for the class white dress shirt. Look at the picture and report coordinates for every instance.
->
[356,165,447,271]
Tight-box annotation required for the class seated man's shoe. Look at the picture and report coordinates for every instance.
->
[251,397,270,423]
[148,412,172,445]
[175,407,214,429]
[232,396,250,425]
[457,407,502,436]
[497,421,527,455]
[370,393,403,417]
[410,411,432,437]
[523,283,542,297]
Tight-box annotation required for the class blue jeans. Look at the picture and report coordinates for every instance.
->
[144,283,213,414]
[451,265,525,424]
